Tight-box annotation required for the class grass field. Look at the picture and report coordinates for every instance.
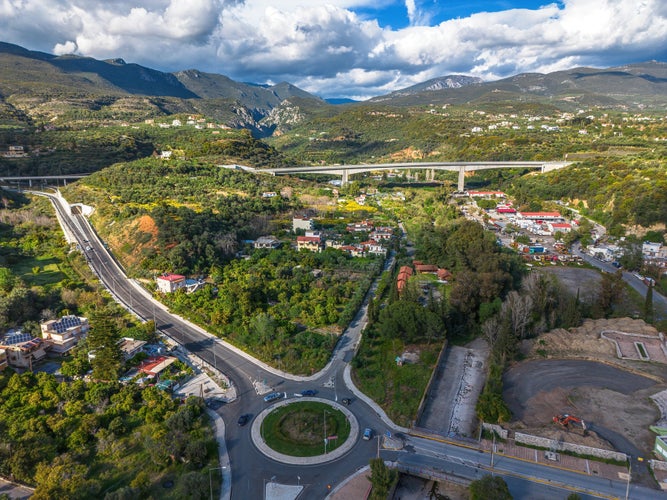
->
[14,255,68,286]
[352,338,441,427]
[260,401,351,456]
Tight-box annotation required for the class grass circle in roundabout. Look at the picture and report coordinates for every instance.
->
[260,400,351,457]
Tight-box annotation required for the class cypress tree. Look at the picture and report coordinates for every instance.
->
[643,285,654,324]
[88,309,123,381]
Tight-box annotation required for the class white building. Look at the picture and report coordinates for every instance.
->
[156,273,186,293]
[41,315,90,354]
[293,216,315,233]
[643,242,663,258]
[254,236,281,249]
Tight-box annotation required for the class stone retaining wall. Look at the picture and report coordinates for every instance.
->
[514,432,627,462]
[413,339,448,425]
[481,422,509,439]
[652,460,667,471]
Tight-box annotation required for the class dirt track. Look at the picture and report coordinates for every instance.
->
[503,359,661,457]
[504,359,657,416]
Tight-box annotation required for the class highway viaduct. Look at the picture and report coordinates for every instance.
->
[262,161,571,191]
[0,162,570,192]
[0,174,87,187]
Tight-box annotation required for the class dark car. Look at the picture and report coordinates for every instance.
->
[301,389,318,396]
[341,398,352,405]
[237,414,250,426]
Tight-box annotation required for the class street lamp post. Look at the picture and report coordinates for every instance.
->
[324,409,330,454]
[209,465,227,500]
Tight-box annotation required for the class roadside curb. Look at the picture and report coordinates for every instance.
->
[206,409,232,500]
[343,364,410,435]
[250,397,360,465]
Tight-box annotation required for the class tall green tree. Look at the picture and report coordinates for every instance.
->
[88,310,122,381]
[595,270,624,318]
[618,239,643,271]
[368,458,398,500]
[469,474,512,500]
[643,285,654,324]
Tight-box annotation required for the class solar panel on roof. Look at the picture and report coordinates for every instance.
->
[3,331,33,345]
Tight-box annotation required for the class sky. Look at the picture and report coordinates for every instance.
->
[1,0,666,100]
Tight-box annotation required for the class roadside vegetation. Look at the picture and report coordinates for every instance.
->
[0,121,294,177]
[163,248,382,374]
[0,370,218,499]
[0,193,219,499]
[0,192,93,332]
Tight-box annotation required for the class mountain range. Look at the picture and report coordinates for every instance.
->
[1,41,666,136]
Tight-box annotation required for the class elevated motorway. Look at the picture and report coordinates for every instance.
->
[1,161,571,192]
[0,174,88,187]
[263,161,571,191]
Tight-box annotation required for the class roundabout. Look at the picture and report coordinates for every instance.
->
[251,397,360,465]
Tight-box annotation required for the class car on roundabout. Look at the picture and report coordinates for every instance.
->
[237,414,250,426]
[263,392,285,403]
[300,389,318,396]
[341,398,352,405]
[362,428,373,440]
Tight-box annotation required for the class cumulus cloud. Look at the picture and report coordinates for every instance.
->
[0,0,665,98]
[405,0,432,26]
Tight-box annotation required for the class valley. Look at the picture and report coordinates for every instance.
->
[0,40,665,500]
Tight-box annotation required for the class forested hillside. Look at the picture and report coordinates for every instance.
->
[63,156,295,274]
[0,121,293,176]
[512,157,667,233]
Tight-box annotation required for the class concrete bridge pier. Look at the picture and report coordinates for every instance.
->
[342,169,349,185]
[458,166,466,192]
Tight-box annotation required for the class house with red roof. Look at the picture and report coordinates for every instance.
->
[297,235,323,252]
[156,273,186,293]
[397,265,413,294]
[518,211,563,221]
[360,239,386,256]
[547,222,573,233]
[138,355,177,377]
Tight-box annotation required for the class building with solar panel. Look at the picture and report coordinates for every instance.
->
[40,314,90,354]
[0,329,49,371]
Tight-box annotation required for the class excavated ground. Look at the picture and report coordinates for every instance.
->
[506,315,667,460]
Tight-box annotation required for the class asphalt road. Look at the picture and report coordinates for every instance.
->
[405,436,663,500]
[37,190,666,499]
[573,243,667,320]
[42,190,393,499]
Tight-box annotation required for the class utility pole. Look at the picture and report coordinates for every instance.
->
[625,459,632,500]
[491,432,495,467]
